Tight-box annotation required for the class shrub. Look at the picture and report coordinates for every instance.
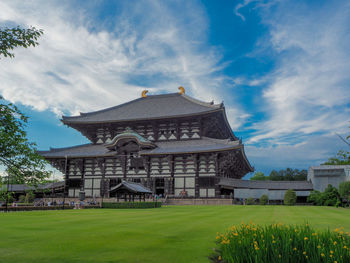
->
[245,197,255,205]
[284,189,296,205]
[211,222,350,263]
[102,202,161,209]
[339,181,350,206]
[260,195,268,205]
[307,190,322,205]
[25,191,35,203]
[18,195,26,203]
[322,184,341,206]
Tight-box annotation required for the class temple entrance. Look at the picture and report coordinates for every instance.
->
[155,178,165,196]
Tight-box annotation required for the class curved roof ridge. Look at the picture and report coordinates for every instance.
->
[62,97,145,120]
[45,143,93,152]
[181,93,222,109]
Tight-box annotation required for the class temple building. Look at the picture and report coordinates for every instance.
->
[40,88,253,199]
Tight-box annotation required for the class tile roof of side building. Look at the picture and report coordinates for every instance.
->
[61,93,223,124]
[219,178,313,190]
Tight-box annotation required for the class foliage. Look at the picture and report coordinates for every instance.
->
[25,191,35,203]
[260,194,268,205]
[0,26,43,58]
[18,195,26,203]
[245,197,255,205]
[324,150,350,165]
[250,169,307,181]
[102,202,162,209]
[339,181,350,206]
[250,171,266,180]
[307,191,323,206]
[212,222,350,263]
[307,185,342,207]
[0,96,51,187]
[284,189,296,206]
[0,191,14,203]
[0,205,99,212]
[322,185,341,206]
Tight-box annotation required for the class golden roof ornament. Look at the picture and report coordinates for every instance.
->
[178,86,185,94]
[141,90,148,98]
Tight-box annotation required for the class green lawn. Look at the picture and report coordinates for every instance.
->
[0,206,349,263]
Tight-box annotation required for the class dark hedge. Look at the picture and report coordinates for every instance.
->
[102,202,161,209]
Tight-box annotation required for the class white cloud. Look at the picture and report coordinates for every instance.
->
[0,0,244,119]
[243,1,350,144]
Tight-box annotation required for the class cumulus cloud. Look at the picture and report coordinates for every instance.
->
[0,0,243,119]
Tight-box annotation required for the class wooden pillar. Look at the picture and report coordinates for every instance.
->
[194,154,200,198]
[214,153,221,198]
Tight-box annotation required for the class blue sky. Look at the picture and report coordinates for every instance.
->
[0,0,349,178]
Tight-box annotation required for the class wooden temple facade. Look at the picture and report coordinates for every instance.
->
[40,88,253,198]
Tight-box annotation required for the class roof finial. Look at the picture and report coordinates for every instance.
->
[178,86,185,94]
[141,90,148,98]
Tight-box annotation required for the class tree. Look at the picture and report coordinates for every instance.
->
[250,172,266,181]
[0,96,50,186]
[0,26,43,58]
[322,185,341,206]
[0,26,47,208]
[284,189,297,205]
[324,125,350,165]
[259,194,268,205]
[338,181,350,206]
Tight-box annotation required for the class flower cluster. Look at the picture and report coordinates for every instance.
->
[212,223,350,263]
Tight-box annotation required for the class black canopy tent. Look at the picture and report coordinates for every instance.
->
[109,181,152,202]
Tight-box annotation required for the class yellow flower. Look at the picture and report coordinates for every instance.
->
[344,245,347,249]
[317,245,321,249]
[272,240,276,244]
[334,261,337,263]
[216,236,220,240]
[333,241,337,245]
[331,250,334,254]
[305,256,308,259]
[218,256,221,260]
[278,254,281,258]
[304,237,308,241]
[321,253,325,257]
[330,255,333,258]
[303,251,306,255]
[293,248,297,251]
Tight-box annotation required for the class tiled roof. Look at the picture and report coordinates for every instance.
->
[62,93,222,124]
[1,182,65,192]
[39,137,241,158]
[140,137,240,155]
[219,178,313,190]
[109,181,152,193]
[38,144,114,158]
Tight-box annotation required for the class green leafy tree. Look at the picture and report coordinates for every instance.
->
[0,26,43,58]
[339,181,350,206]
[0,26,47,207]
[250,172,266,181]
[259,194,268,205]
[307,190,323,206]
[284,189,297,206]
[322,184,341,206]
[0,96,51,186]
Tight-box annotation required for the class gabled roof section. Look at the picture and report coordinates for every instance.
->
[105,129,155,150]
[109,181,152,194]
[62,93,222,124]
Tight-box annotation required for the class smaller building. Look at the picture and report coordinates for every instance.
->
[219,178,313,203]
[308,165,350,192]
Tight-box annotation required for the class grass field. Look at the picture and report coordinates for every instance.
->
[0,206,350,263]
